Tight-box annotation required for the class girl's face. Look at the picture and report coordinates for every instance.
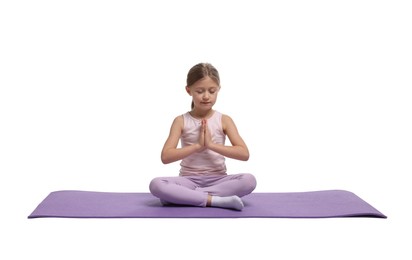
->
[186,76,220,111]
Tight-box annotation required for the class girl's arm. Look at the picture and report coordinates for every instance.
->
[205,114,250,161]
[161,115,202,164]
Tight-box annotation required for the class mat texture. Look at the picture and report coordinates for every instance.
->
[28,190,386,219]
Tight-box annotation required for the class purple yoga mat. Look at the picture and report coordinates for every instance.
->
[27,190,386,219]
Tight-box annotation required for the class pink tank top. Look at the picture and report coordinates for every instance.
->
[179,111,227,176]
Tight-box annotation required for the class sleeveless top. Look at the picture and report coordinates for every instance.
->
[179,111,227,176]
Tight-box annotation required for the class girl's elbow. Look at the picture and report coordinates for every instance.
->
[161,153,178,164]
[161,153,171,164]
[241,150,250,161]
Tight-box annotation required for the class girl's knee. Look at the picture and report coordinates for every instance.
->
[232,173,257,196]
[243,173,257,192]
[149,177,163,195]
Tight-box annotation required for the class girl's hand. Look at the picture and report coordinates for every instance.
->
[198,119,206,149]
[203,119,213,148]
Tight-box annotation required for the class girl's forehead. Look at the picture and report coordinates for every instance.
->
[192,77,219,88]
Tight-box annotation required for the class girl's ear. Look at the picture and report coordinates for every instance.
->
[185,86,192,96]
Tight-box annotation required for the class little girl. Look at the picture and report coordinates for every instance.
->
[149,63,257,210]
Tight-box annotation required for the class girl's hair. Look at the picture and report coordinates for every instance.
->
[186,63,220,109]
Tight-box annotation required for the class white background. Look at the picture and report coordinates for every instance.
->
[1,0,411,259]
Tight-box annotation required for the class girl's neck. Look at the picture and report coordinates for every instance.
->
[190,109,214,119]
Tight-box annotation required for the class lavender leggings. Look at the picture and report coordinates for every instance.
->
[149,173,257,207]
